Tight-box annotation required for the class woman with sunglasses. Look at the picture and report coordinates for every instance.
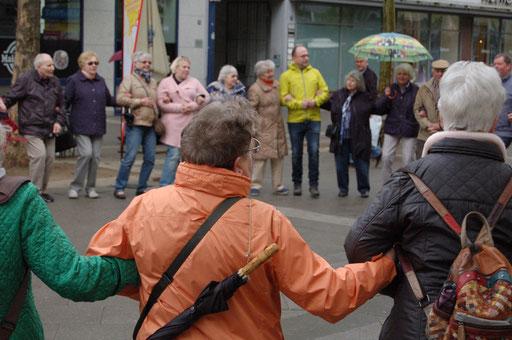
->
[87,98,396,340]
[114,51,158,199]
[65,51,116,199]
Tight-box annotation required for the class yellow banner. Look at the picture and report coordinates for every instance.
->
[123,0,144,77]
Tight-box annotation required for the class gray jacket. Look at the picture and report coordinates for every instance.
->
[2,69,66,138]
[495,74,512,138]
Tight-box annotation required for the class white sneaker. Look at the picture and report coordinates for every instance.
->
[68,189,78,199]
[87,189,99,199]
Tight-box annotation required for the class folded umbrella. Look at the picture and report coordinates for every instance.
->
[148,243,280,340]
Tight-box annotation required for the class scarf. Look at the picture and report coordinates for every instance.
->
[340,93,354,142]
[134,68,152,83]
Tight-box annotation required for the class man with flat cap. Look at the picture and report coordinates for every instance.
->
[413,59,449,159]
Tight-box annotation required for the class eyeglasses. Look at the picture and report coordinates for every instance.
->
[138,60,152,65]
[250,138,261,155]
[87,61,99,66]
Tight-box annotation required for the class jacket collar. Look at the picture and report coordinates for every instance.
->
[256,77,277,92]
[77,70,98,82]
[290,62,312,73]
[175,162,250,197]
[422,131,507,161]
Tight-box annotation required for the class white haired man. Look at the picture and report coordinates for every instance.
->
[493,53,512,147]
[345,61,512,339]
[0,53,66,203]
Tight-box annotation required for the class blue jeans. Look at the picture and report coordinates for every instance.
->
[498,135,512,148]
[288,121,320,186]
[115,125,156,192]
[160,145,181,186]
[334,139,370,194]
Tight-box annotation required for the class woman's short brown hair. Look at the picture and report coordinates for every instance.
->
[78,51,98,69]
[181,97,258,170]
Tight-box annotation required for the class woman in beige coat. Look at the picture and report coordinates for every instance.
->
[114,51,158,199]
[248,60,288,196]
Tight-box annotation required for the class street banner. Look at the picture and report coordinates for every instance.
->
[123,0,143,78]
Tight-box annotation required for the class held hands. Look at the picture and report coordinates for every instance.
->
[140,97,154,108]
[315,90,323,96]
[384,86,397,99]
[427,122,441,134]
[53,122,62,135]
[302,99,316,109]
[162,97,171,104]
[418,109,427,118]
[181,102,195,113]
[0,98,6,112]
[284,94,293,103]
[196,95,206,105]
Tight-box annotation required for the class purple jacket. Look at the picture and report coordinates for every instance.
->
[376,82,419,138]
[65,71,115,136]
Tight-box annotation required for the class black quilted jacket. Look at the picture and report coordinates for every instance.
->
[344,136,512,340]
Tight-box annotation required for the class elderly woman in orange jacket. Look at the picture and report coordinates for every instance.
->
[86,98,396,340]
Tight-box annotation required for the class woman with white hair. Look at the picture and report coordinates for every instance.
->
[0,122,138,339]
[247,59,288,196]
[114,51,158,199]
[157,56,210,186]
[206,64,247,99]
[345,61,512,339]
[375,63,419,183]
[322,70,374,198]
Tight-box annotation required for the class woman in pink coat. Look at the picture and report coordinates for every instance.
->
[157,56,210,186]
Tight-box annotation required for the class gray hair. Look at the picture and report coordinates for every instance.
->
[0,123,12,167]
[170,56,191,74]
[33,53,51,68]
[345,70,366,92]
[395,63,415,83]
[218,65,238,82]
[495,53,511,65]
[181,97,258,170]
[439,61,505,132]
[254,60,275,77]
[133,51,152,63]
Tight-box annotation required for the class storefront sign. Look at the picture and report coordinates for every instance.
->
[1,41,15,76]
[482,0,512,5]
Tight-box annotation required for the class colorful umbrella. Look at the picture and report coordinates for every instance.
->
[349,32,432,63]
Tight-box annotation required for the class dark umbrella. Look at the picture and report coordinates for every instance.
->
[109,50,122,63]
[147,243,280,340]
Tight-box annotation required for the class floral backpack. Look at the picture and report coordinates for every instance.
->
[398,170,512,340]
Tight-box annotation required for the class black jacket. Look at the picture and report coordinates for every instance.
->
[344,136,512,339]
[376,82,419,138]
[362,67,378,101]
[323,89,373,160]
[2,69,66,138]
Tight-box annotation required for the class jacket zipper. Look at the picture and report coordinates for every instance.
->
[301,69,308,121]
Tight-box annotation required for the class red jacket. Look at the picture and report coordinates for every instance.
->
[87,162,396,339]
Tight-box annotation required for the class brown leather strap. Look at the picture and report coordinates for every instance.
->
[0,177,30,204]
[0,270,30,340]
[487,176,512,230]
[400,168,461,235]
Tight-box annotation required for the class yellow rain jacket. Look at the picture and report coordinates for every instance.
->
[86,162,396,340]
[279,62,329,123]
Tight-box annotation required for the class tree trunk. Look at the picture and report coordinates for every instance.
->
[4,0,41,168]
[378,0,396,95]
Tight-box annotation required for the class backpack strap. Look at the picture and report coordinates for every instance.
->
[486,176,512,230]
[0,270,30,340]
[400,168,461,235]
[132,196,243,340]
[0,177,30,204]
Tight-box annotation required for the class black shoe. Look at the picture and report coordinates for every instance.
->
[360,191,369,198]
[309,186,320,198]
[135,190,147,196]
[293,184,302,196]
[40,193,54,203]
[114,190,126,199]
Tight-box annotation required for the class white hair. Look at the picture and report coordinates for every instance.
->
[345,70,366,92]
[133,51,152,63]
[439,61,505,132]
[395,63,415,83]
[254,60,275,77]
[33,53,51,68]
[218,65,238,82]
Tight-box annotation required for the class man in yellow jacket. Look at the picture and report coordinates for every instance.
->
[280,46,329,197]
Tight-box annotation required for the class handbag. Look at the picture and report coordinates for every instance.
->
[55,130,76,153]
[132,197,243,340]
[153,117,165,136]
[325,123,338,138]
[123,108,134,125]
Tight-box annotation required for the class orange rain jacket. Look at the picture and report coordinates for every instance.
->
[86,162,396,339]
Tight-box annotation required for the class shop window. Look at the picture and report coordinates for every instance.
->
[473,17,499,64]
[0,0,82,84]
[500,20,512,57]
[296,4,340,24]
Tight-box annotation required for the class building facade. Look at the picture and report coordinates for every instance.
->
[2,0,512,94]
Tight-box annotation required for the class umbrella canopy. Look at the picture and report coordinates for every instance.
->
[349,32,432,63]
[147,244,280,340]
[109,50,122,63]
